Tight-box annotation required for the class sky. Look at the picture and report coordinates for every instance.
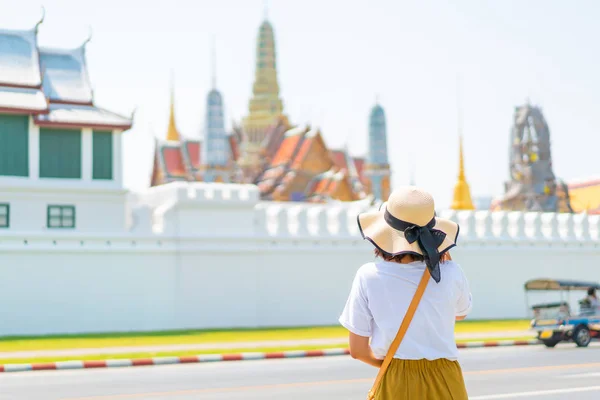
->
[2,0,599,208]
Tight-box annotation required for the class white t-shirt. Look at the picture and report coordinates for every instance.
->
[339,260,472,361]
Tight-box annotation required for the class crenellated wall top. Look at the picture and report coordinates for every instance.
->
[130,183,600,243]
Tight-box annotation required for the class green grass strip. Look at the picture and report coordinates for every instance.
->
[0,320,531,353]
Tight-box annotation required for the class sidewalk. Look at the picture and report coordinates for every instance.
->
[0,330,535,360]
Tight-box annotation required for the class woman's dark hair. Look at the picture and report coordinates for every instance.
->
[589,287,597,296]
[374,248,451,264]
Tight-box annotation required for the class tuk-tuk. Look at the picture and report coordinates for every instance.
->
[525,279,600,348]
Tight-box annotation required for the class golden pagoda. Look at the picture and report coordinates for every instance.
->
[451,135,475,210]
[243,19,284,134]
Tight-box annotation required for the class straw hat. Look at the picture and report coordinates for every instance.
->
[357,186,459,282]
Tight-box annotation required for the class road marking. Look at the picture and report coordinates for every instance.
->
[470,385,600,399]
[466,362,600,375]
[562,371,600,378]
[61,362,600,400]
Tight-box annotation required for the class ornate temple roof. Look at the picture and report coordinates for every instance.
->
[270,127,305,166]
[0,24,46,113]
[0,27,42,88]
[39,46,93,104]
[0,18,132,131]
[254,125,368,201]
[330,149,367,186]
[305,168,354,203]
[0,87,47,114]
[152,138,204,184]
[34,103,132,130]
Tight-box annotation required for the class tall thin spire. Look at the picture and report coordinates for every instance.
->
[263,0,269,19]
[211,36,217,89]
[166,72,180,142]
[458,135,466,180]
[242,13,284,137]
[451,75,475,210]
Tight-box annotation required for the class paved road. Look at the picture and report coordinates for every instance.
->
[1,343,599,400]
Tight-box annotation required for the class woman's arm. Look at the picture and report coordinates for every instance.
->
[348,332,383,368]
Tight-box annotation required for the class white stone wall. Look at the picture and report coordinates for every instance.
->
[1,185,127,233]
[0,181,598,336]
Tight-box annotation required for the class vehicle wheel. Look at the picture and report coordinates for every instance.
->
[542,339,560,348]
[573,326,592,347]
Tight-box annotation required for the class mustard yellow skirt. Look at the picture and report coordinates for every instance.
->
[375,359,468,400]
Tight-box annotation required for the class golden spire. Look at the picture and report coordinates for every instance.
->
[242,14,284,136]
[166,73,180,142]
[451,135,475,210]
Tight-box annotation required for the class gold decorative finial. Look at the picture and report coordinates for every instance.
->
[166,72,180,142]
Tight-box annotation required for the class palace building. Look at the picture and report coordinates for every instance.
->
[150,15,391,203]
[0,15,132,190]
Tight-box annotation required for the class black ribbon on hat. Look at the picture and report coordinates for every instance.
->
[384,209,447,283]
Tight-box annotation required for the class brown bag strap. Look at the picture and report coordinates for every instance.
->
[367,268,431,400]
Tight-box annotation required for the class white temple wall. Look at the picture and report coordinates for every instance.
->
[0,182,598,336]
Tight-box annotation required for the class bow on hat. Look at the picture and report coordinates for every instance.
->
[384,210,447,283]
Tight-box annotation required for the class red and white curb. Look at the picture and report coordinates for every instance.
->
[456,339,540,349]
[0,340,540,374]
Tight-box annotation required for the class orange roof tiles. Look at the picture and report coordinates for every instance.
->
[291,137,314,169]
[264,119,289,160]
[330,150,348,171]
[313,176,333,194]
[271,134,303,166]
[162,147,187,178]
[185,141,201,170]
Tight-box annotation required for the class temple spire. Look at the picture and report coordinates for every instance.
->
[451,135,475,210]
[211,36,217,89]
[451,78,475,210]
[166,73,180,142]
[242,15,284,135]
[365,102,391,201]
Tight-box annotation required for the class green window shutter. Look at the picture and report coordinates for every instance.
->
[39,128,81,178]
[0,203,9,228]
[0,115,29,177]
[92,130,113,180]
